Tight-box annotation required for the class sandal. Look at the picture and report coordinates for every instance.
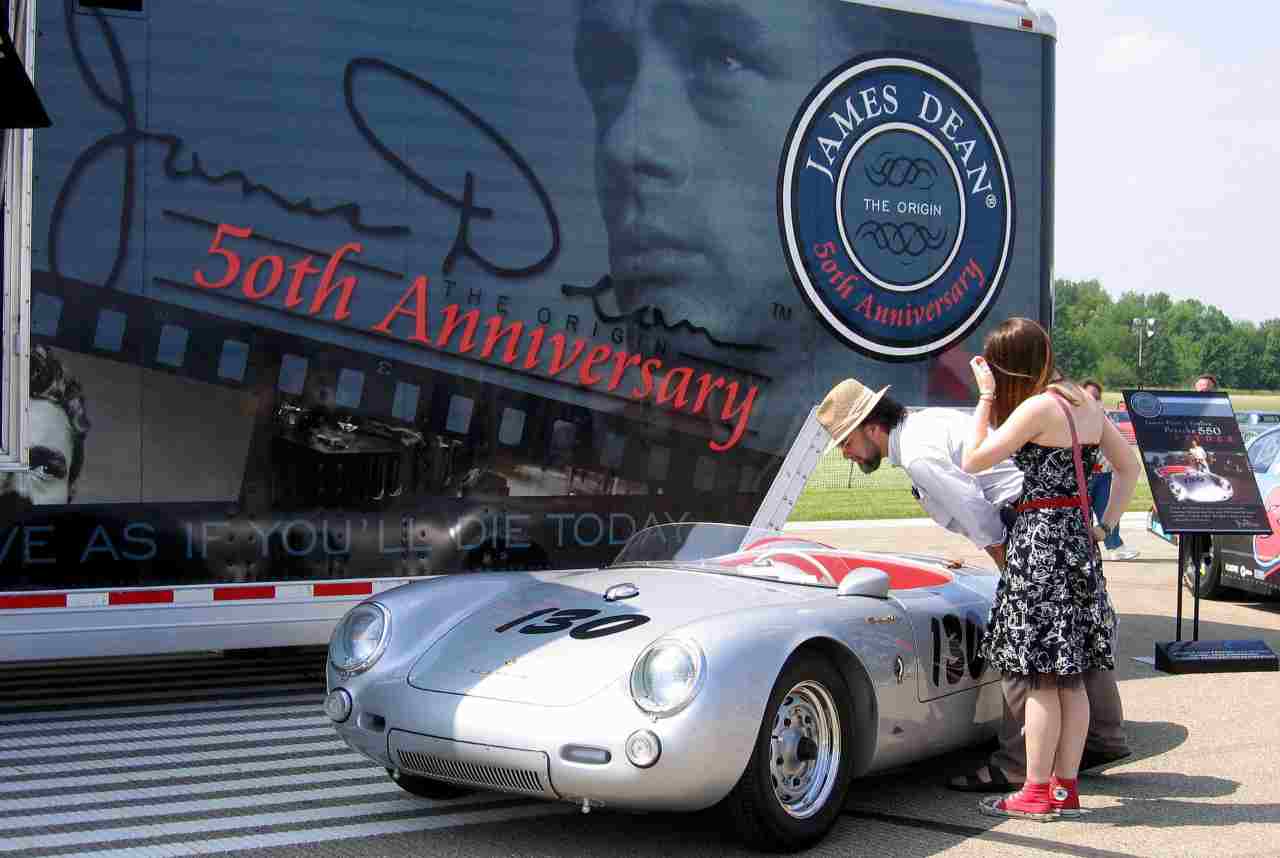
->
[947,766,1024,793]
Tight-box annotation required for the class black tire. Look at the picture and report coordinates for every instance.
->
[1181,539,1225,599]
[723,652,856,853]
[386,768,474,800]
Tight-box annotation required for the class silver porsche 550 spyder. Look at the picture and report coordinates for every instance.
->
[325,522,1003,851]
[1156,465,1234,503]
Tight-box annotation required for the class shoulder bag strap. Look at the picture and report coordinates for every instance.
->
[1048,390,1098,562]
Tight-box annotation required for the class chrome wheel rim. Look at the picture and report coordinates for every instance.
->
[768,680,841,819]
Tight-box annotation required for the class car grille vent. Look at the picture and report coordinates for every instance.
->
[397,750,545,794]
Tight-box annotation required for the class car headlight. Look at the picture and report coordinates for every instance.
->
[329,602,391,676]
[630,638,705,717]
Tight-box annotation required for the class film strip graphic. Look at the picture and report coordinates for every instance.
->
[29,270,781,499]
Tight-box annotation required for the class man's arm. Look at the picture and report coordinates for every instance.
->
[985,542,1007,572]
[906,456,1006,552]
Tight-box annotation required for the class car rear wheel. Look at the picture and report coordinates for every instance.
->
[1181,540,1225,599]
[723,652,855,853]
[385,768,474,800]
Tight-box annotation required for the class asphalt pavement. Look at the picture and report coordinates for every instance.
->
[3,515,1279,858]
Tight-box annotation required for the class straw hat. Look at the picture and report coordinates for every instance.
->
[816,378,890,455]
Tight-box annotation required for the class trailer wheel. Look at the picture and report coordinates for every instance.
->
[386,768,474,800]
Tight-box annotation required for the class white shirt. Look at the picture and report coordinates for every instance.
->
[887,408,1023,549]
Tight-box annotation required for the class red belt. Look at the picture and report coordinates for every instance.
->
[1015,496,1085,512]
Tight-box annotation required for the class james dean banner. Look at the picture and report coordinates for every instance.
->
[3,0,1053,588]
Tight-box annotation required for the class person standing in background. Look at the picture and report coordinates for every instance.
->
[1188,436,1209,472]
[1081,380,1138,561]
[1195,374,1219,393]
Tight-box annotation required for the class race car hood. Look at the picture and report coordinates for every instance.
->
[406,565,812,706]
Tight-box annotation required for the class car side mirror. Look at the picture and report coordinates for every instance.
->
[837,567,891,599]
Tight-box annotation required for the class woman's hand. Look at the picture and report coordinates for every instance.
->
[971,356,996,397]
[1092,524,1109,543]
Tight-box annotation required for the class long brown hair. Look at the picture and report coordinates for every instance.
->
[983,317,1079,426]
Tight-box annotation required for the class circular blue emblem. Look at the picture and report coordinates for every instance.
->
[1129,392,1162,419]
[780,58,1013,358]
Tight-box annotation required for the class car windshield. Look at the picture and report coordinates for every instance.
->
[1109,412,1130,424]
[610,522,838,587]
[613,522,784,564]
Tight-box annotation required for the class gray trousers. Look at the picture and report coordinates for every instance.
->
[989,668,1130,780]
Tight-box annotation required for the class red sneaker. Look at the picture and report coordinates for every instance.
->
[1051,777,1081,818]
[979,783,1055,822]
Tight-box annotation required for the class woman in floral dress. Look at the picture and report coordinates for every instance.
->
[961,318,1139,820]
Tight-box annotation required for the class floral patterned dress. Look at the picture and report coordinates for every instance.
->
[981,442,1117,680]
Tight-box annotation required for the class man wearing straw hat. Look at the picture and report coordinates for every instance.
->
[815,377,1132,793]
[816,377,1020,571]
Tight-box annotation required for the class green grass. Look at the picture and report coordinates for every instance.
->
[789,448,1154,523]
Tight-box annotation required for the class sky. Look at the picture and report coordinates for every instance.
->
[1052,1,1280,322]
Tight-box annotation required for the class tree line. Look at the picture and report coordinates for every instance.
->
[1050,279,1280,390]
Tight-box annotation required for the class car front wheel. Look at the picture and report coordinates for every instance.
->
[1181,540,1225,599]
[385,768,474,800]
[723,652,855,852]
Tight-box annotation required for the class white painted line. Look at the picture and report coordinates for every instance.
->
[0,766,384,812]
[0,725,335,759]
[0,782,501,830]
[0,689,320,723]
[0,749,370,794]
[0,700,321,736]
[21,802,571,858]
[5,733,349,776]
[0,795,451,851]
[2,713,326,747]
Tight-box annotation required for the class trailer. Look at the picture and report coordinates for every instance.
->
[1,0,1056,660]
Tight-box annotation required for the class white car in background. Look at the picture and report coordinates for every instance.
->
[1237,412,1280,444]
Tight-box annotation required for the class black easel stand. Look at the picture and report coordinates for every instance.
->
[1153,532,1278,673]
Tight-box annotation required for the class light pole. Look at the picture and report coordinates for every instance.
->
[1131,317,1157,388]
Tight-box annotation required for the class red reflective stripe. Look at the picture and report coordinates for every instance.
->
[1020,17,1033,28]
[314,582,373,597]
[0,593,68,609]
[109,590,175,605]
[214,585,276,601]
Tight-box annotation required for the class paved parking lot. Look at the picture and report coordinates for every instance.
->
[2,516,1278,857]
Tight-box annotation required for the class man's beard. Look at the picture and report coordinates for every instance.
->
[857,454,882,475]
